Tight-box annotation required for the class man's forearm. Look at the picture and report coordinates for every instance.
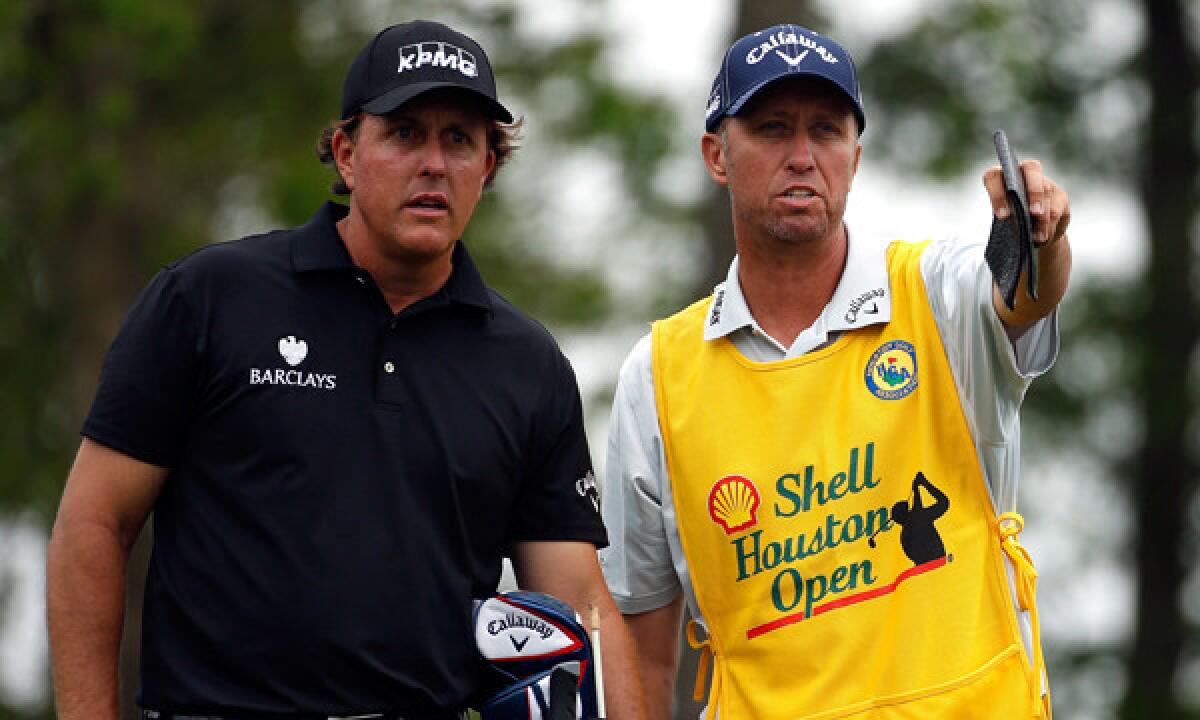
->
[509,541,650,719]
[47,520,132,720]
[635,646,679,720]
[624,598,683,720]
[593,601,649,720]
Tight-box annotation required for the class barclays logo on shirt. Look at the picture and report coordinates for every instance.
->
[248,335,338,390]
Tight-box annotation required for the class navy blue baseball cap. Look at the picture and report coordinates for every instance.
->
[341,20,513,122]
[705,24,865,134]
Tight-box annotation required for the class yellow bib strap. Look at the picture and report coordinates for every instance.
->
[686,619,721,719]
[997,512,1052,719]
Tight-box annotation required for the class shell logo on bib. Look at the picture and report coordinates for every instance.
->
[708,475,761,535]
[865,339,918,400]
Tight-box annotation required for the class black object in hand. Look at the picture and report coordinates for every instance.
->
[985,129,1038,310]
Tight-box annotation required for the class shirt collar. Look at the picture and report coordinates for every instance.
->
[702,227,893,342]
[441,241,493,312]
[826,228,892,331]
[291,201,356,272]
[290,201,493,313]
[702,255,756,341]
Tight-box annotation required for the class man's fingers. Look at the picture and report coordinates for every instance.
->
[1040,181,1071,246]
[981,166,1009,218]
[986,156,1070,246]
[1020,158,1046,216]
[1021,160,1073,247]
[1020,159,1051,246]
[1056,192,1071,239]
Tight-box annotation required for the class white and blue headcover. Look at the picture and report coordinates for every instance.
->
[474,591,598,719]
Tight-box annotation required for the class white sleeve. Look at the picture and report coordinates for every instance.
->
[599,333,683,614]
[919,239,1060,510]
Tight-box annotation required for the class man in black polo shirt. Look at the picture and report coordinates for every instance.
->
[46,20,646,720]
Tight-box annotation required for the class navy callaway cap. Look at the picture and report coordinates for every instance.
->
[341,20,513,122]
[705,24,865,134]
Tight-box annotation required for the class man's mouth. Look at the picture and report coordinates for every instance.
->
[781,187,818,199]
[406,193,449,210]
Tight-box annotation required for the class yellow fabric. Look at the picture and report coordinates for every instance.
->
[652,241,1048,719]
[686,620,713,703]
[998,512,1053,718]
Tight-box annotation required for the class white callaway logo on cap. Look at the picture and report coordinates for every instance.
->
[745,28,841,66]
[706,94,721,119]
[397,41,478,78]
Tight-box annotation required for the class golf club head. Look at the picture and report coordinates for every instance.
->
[477,661,583,720]
[473,591,598,719]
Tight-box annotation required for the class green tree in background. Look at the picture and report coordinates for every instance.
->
[0,2,692,718]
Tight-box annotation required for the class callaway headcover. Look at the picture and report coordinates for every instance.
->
[473,591,598,719]
[477,663,582,720]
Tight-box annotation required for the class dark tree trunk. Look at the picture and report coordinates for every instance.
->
[1120,0,1199,717]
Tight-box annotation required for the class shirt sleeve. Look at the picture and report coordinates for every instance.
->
[599,333,683,614]
[506,349,608,548]
[81,266,202,468]
[919,238,1060,509]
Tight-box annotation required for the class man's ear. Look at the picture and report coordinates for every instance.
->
[482,148,497,192]
[701,131,729,187]
[331,125,357,192]
[849,141,862,187]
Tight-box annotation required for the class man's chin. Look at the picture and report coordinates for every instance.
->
[387,228,459,262]
[768,220,830,246]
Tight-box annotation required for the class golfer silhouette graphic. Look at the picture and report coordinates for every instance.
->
[889,471,950,565]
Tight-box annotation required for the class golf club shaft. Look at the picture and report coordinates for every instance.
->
[590,605,606,719]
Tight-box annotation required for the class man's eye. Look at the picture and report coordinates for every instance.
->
[449,129,469,144]
[393,127,414,139]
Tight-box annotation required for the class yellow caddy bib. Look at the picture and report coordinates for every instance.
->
[652,241,1049,719]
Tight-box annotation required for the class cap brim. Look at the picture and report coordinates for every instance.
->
[720,73,865,134]
[360,81,513,123]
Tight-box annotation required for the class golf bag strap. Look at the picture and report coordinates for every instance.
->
[997,512,1051,719]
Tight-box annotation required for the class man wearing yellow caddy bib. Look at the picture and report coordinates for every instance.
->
[600,24,1070,720]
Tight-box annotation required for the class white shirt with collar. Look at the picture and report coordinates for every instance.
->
[599,230,1059,625]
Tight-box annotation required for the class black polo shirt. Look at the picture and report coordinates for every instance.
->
[82,202,606,716]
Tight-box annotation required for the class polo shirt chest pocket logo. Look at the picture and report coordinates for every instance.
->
[248,334,338,390]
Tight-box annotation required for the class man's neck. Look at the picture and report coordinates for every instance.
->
[337,216,454,314]
[735,225,849,349]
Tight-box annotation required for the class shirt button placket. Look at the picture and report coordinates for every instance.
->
[377,314,406,407]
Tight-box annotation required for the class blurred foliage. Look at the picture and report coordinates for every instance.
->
[858,0,1140,180]
[0,0,353,528]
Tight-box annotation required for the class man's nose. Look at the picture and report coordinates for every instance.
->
[418,141,448,177]
[785,134,816,173]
